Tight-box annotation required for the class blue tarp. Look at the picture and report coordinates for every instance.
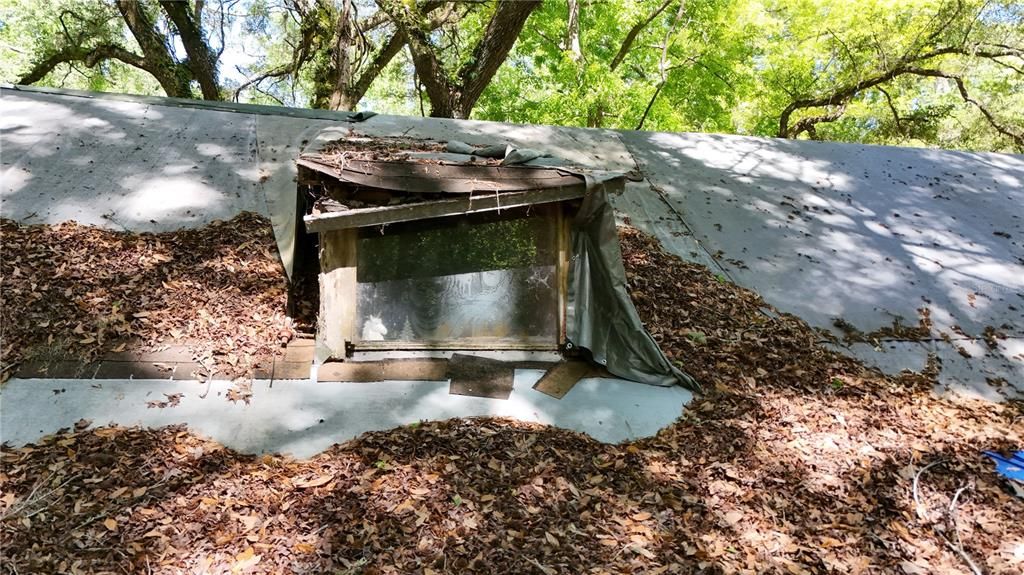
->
[983,451,1024,482]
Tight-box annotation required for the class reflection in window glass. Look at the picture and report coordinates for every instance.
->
[356,207,558,347]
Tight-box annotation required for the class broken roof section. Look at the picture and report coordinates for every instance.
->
[299,131,693,389]
[299,134,592,232]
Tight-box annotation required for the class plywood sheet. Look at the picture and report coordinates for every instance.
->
[532,360,592,399]
[317,359,448,382]
[447,353,515,399]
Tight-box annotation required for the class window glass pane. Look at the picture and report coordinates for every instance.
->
[356,207,559,346]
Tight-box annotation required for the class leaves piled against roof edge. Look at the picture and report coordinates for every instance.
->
[2,224,1022,574]
[0,212,294,383]
[619,225,916,393]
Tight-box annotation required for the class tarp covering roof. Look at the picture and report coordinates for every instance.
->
[3,85,1021,398]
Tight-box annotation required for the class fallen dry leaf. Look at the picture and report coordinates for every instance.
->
[294,474,333,489]
[0,213,294,383]
[0,223,1019,575]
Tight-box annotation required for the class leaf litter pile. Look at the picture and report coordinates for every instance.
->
[0,212,294,384]
[2,223,1023,574]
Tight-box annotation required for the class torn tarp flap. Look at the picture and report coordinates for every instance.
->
[445,140,551,165]
[566,176,697,390]
[446,141,505,157]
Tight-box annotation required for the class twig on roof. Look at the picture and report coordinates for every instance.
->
[912,459,945,521]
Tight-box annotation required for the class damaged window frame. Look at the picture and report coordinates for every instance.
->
[296,144,587,359]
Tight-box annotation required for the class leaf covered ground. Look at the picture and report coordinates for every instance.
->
[1,222,1022,574]
[0,213,294,382]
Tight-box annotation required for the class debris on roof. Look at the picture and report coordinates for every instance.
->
[298,135,589,233]
[0,212,293,383]
[318,134,449,160]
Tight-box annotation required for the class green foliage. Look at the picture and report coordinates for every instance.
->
[475,0,758,132]
[743,0,1022,149]
[2,0,1020,151]
[0,0,158,94]
[361,50,420,115]
[686,331,708,345]
[475,0,1021,152]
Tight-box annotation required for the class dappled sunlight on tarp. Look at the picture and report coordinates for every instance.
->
[116,175,223,222]
[621,130,1024,341]
[1,88,274,230]
[0,370,692,459]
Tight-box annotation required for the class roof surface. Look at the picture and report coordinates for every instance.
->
[2,85,1022,399]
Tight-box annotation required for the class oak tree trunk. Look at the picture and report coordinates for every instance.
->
[379,0,541,119]
[159,0,221,100]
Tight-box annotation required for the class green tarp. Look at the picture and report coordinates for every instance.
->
[567,174,695,388]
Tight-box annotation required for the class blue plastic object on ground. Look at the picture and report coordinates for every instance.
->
[983,451,1024,482]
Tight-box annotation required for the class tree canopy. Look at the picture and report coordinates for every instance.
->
[2,0,1021,151]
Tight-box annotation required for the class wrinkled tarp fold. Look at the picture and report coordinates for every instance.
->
[566,175,696,389]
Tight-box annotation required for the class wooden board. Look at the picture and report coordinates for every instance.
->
[556,203,570,345]
[532,360,593,399]
[298,157,583,195]
[317,228,358,360]
[304,185,587,233]
[447,353,515,400]
[317,359,449,382]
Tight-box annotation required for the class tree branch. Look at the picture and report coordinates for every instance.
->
[916,44,1023,62]
[778,55,1023,150]
[989,56,1024,75]
[787,104,848,139]
[115,0,192,97]
[877,86,903,135]
[254,83,286,106]
[239,0,325,102]
[232,65,295,102]
[326,0,356,110]
[904,67,1024,149]
[358,9,391,34]
[610,0,674,71]
[777,38,1024,138]
[376,0,457,116]
[344,30,405,108]
[116,0,174,64]
[215,1,228,59]
[378,0,540,117]
[635,82,664,131]
[17,44,146,85]
[637,0,686,131]
[565,0,582,62]
[454,0,541,116]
